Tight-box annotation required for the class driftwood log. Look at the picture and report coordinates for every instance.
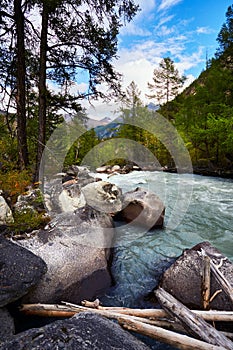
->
[20,300,233,350]
[155,287,233,350]
[202,255,211,309]
[119,317,227,350]
[20,302,233,322]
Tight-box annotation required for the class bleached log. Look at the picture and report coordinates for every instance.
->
[155,287,233,350]
[20,303,233,322]
[202,255,211,309]
[119,317,226,350]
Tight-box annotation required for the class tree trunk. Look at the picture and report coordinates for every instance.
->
[34,3,49,182]
[14,0,28,169]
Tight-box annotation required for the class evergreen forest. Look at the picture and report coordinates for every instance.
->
[0,1,233,205]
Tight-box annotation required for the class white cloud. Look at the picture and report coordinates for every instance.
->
[156,14,175,28]
[120,23,151,36]
[156,25,175,36]
[196,26,214,34]
[174,46,205,72]
[135,0,157,13]
[158,0,183,12]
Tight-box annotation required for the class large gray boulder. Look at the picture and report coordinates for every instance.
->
[0,194,14,225]
[159,241,233,310]
[82,181,122,213]
[0,308,15,343]
[0,312,150,350]
[18,206,115,304]
[115,187,165,229]
[0,236,47,307]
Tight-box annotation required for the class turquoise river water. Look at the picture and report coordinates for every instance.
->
[96,170,233,349]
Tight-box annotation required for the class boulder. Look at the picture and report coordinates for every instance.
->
[0,307,15,343]
[0,312,150,350]
[81,181,122,213]
[96,165,110,173]
[0,194,14,225]
[18,206,115,304]
[111,164,121,173]
[115,187,165,229]
[43,167,96,213]
[159,241,233,310]
[58,184,86,212]
[0,236,47,307]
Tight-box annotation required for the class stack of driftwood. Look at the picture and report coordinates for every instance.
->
[21,254,233,350]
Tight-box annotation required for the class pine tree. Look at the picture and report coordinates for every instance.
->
[147,57,186,106]
[216,5,233,68]
[0,0,139,179]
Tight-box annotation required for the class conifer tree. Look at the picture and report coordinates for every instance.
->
[147,57,186,106]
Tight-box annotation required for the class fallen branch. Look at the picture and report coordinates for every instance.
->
[202,255,211,309]
[20,303,233,322]
[119,317,226,350]
[155,287,233,350]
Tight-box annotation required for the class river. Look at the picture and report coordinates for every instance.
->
[95,170,233,349]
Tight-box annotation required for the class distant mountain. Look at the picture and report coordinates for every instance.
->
[86,117,112,129]
[146,102,160,111]
[94,122,121,139]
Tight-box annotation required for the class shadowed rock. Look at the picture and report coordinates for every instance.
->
[159,241,233,310]
[115,187,165,229]
[0,308,15,343]
[0,237,47,307]
[0,312,150,350]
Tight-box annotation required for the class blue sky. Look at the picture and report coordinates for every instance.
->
[84,0,232,119]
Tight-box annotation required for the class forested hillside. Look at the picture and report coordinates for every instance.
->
[113,5,233,176]
[161,5,233,174]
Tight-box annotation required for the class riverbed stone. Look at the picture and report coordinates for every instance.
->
[0,307,15,343]
[0,312,150,350]
[43,167,98,214]
[0,194,14,225]
[81,181,122,213]
[18,206,115,304]
[58,184,86,212]
[115,187,165,229]
[0,236,47,307]
[159,241,233,310]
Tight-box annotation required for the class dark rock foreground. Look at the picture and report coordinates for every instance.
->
[0,312,150,350]
[0,236,47,307]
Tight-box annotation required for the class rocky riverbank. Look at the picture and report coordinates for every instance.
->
[0,166,232,349]
[0,165,165,348]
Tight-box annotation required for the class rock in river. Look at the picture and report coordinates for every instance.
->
[115,187,165,229]
[81,181,122,213]
[0,312,150,350]
[159,241,233,310]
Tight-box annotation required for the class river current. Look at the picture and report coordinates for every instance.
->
[95,171,233,349]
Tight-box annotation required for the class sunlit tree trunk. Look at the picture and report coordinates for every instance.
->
[34,3,49,182]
